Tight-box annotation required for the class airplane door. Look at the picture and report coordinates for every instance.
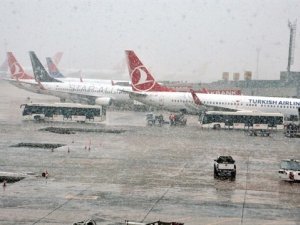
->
[159,96,164,107]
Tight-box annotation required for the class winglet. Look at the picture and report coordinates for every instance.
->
[29,51,62,83]
[190,89,202,105]
[125,50,175,92]
[79,70,83,82]
[7,52,33,80]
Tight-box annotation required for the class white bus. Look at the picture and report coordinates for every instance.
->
[21,103,106,123]
[199,111,284,130]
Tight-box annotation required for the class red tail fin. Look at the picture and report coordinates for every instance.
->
[125,50,175,92]
[190,89,202,105]
[52,52,63,66]
[200,88,209,94]
[7,52,33,79]
[37,80,46,90]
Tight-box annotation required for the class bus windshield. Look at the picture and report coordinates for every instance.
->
[280,161,300,171]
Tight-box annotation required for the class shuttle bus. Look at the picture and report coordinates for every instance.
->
[21,103,106,123]
[199,111,284,130]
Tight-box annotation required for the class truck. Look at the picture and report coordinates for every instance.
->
[214,156,236,180]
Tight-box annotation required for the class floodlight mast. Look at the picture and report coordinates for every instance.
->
[287,20,297,73]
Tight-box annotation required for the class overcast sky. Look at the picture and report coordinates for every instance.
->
[1,0,300,82]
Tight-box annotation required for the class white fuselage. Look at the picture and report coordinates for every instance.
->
[56,78,130,86]
[9,79,132,104]
[131,91,300,116]
[43,82,132,103]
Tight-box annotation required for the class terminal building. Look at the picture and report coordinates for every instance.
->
[163,70,300,98]
[202,70,300,97]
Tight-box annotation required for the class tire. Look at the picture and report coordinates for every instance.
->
[34,115,43,122]
[231,171,236,181]
[213,124,221,130]
[214,166,218,178]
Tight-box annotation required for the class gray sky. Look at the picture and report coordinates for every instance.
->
[1,0,300,82]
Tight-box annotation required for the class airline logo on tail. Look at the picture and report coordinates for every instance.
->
[52,52,63,66]
[10,62,23,78]
[46,57,64,78]
[7,52,33,80]
[131,66,156,91]
[29,51,61,83]
[190,89,202,105]
[125,50,175,92]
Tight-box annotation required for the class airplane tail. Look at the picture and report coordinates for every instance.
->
[52,52,63,66]
[7,52,33,79]
[46,57,65,78]
[200,88,209,94]
[190,89,202,105]
[29,51,61,82]
[125,50,175,92]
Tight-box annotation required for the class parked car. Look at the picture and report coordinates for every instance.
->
[214,156,236,180]
[278,159,300,181]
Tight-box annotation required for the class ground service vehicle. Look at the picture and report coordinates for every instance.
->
[73,219,96,225]
[125,221,184,225]
[214,156,236,180]
[199,111,284,130]
[21,103,106,123]
[146,113,165,126]
[169,113,187,126]
[284,123,299,137]
[278,159,300,181]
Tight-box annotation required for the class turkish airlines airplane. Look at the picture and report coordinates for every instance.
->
[5,52,47,94]
[125,50,300,116]
[1,52,61,78]
[16,51,132,105]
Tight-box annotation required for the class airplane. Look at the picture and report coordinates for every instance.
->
[4,52,49,95]
[6,51,63,81]
[20,51,133,105]
[3,52,63,79]
[124,50,300,116]
[6,51,129,86]
[7,52,34,80]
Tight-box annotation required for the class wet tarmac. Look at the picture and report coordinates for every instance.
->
[0,82,300,225]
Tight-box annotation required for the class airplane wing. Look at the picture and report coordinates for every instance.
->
[58,91,98,104]
[44,87,112,105]
[118,89,147,97]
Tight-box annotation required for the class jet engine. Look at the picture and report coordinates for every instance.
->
[95,97,112,106]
